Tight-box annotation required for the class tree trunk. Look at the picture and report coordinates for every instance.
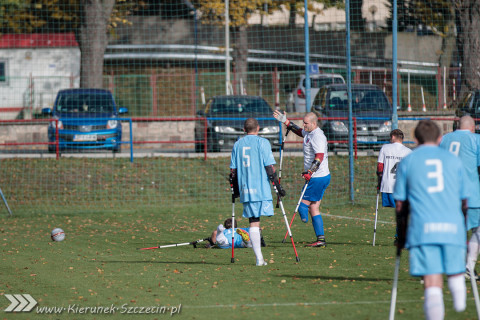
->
[350,0,365,31]
[289,1,296,27]
[77,0,115,88]
[232,25,248,95]
[439,5,456,69]
[456,0,480,98]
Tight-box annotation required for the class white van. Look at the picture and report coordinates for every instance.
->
[292,73,345,113]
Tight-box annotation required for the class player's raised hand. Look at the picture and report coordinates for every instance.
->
[273,110,288,124]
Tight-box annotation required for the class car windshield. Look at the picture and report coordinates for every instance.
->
[208,98,272,115]
[55,93,115,113]
[304,77,344,88]
[326,89,390,111]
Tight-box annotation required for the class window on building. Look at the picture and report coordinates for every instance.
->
[0,61,6,83]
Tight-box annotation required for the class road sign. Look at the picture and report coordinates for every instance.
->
[309,64,319,74]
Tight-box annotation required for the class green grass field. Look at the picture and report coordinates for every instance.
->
[0,156,478,319]
[1,203,479,319]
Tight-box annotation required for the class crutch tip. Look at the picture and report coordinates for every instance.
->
[296,257,300,262]
[231,258,235,263]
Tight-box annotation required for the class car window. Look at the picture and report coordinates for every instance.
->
[327,90,349,110]
[303,77,344,89]
[209,98,272,115]
[355,90,390,111]
[56,94,115,114]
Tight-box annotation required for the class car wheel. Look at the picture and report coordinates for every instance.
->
[194,143,204,153]
[48,144,56,153]
[112,145,121,153]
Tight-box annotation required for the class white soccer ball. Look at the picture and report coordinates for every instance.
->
[51,228,65,242]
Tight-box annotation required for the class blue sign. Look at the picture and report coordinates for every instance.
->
[309,64,319,74]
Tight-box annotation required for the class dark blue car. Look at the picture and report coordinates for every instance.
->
[42,88,128,153]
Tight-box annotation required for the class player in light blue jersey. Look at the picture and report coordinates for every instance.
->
[394,120,469,319]
[440,115,480,280]
[230,118,285,266]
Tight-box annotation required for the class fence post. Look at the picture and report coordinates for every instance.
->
[150,70,158,116]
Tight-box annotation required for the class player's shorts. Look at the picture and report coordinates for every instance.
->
[467,208,480,230]
[303,174,330,202]
[409,244,466,277]
[243,200,274,219]
[381,193,396,208]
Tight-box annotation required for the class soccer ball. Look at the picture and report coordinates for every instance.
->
[51,228,65,242]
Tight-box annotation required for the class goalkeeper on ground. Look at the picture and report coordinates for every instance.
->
[205,218,265,249]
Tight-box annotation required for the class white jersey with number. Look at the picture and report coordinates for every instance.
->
[377,142,412,193]
[302,127,329,178]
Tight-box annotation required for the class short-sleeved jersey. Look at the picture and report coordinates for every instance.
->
[230,134,276,203]
[393,145,468,248]
[377,142,412,193]
[440,130,480,208]
[216,224,249,249]
[302,127,329,178]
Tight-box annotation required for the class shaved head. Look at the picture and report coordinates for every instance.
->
[459,115,475,132]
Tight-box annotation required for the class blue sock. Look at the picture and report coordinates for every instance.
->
[312,215,324,237]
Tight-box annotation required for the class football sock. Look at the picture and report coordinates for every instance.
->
[312,214,324,237]
[250,227,264,264]
[424,286,444,320]
[448,274,466,312]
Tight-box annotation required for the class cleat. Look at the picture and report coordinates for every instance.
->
[256,260,268,266]
[305,237,326,247]
[236,228,250,243]
[465,268,479,280]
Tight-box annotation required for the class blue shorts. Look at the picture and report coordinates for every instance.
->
[409,244,466,277]
[303,174,330,202]
[467,208,480,230]
[242,200,274,219]
[382,193,395,208]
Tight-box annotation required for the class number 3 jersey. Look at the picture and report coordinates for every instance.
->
[230,135,276,203]
[394,145,469,247]
[440,129,480,208]
[377,142,412,193]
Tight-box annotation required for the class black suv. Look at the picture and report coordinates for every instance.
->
[194,95,280,152]
[312,84,392,149]
[454,90,480,133]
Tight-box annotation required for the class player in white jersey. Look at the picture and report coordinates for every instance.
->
[440,115,480,280]
[394,120,468,320]
[376,129,411,243]
[273,110,330,247]
[230,118,285,266]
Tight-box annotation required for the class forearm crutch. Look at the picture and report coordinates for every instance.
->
[275,128,290,208]
[282,181,309,243]
[389,247,401,320]
[274,186,300,262]
[373,190,380,246]
[0,187,12,216]
[230,181,236,263]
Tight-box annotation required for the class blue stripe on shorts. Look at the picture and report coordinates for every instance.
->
[303,174,330,202]
[242,200,274,218]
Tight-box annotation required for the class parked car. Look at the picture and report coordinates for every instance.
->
[312,84,392,150]
[454,90,480,133]
[290,73,345,113]
[194,95,280,152]
[42,88,128,153]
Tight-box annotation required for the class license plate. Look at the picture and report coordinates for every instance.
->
[357,136,377,142]
[73,134,97,142]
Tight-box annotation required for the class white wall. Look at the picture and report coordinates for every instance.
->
[0,47,80,119]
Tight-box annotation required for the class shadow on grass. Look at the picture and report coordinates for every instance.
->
[277,273,393,282]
